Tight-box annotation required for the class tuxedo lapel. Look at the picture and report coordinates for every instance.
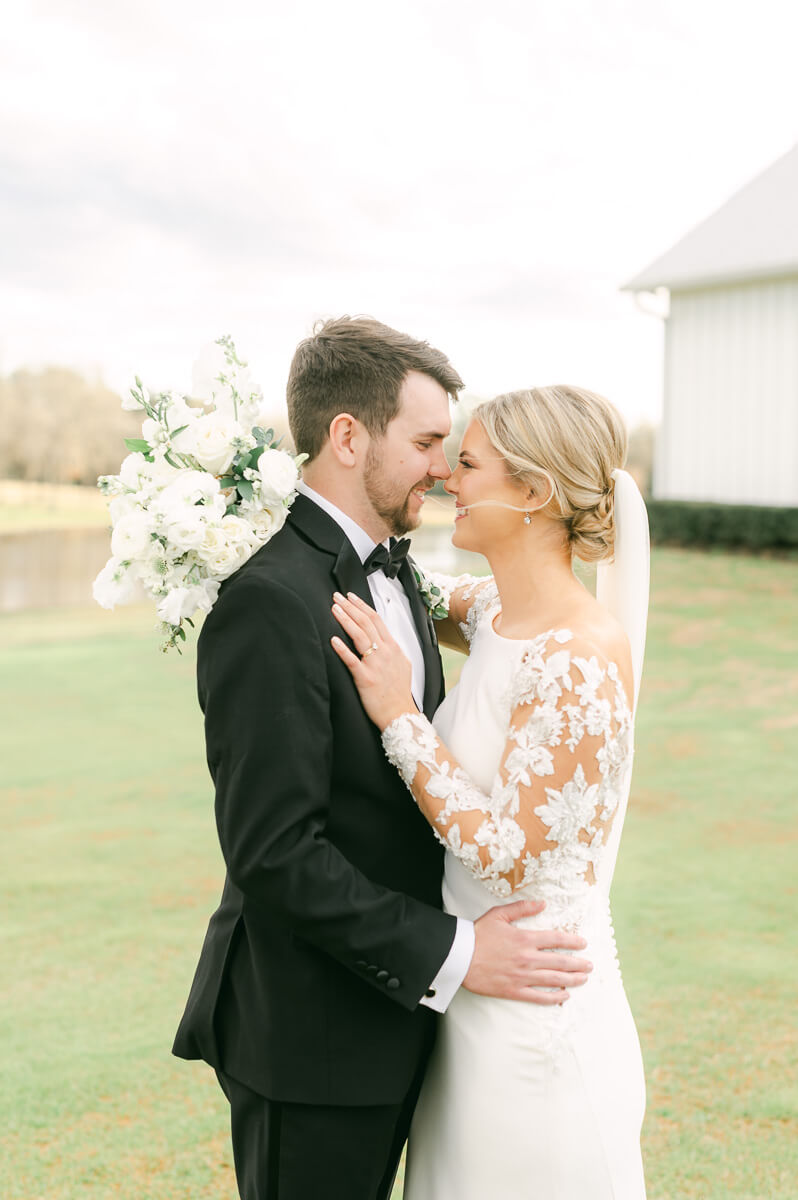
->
[288,491,380,617]
[289,495,443,716]
[398,557,444,719]
[332,540,374,610]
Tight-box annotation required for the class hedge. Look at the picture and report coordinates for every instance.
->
[646,499,798,553]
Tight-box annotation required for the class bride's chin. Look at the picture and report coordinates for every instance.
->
[451,523,471,550]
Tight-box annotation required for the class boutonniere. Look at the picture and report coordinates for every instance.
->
[411,563,449,621]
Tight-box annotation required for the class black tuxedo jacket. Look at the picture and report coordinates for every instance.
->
[172,494,457,1105]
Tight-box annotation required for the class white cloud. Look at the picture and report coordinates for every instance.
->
[1,0,797,426]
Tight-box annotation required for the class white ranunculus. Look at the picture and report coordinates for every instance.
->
[92,558,138,608]
[181,414,245,476]
[256,449,300,503]
[166,510,209,552]
[110,511,156,560]
[158,470,221,512]
[191,343,228,402]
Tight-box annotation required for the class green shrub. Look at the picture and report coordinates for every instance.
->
[646,499,798,553]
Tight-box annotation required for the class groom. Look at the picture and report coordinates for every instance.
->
[173,317,592,1200]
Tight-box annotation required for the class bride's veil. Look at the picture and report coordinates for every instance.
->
[596,469,650,712]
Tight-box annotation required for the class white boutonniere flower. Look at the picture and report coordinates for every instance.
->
[411,564,450,621]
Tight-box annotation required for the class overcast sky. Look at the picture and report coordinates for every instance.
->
[2,0,797,427]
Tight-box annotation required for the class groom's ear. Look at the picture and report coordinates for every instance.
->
[328,412,368,467]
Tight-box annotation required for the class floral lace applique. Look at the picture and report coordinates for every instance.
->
[381,631,633,923]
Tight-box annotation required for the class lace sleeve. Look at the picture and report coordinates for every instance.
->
[381,632,633,900]
[416,570,498,645]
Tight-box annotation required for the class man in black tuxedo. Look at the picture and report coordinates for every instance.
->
[173,317,592,1200]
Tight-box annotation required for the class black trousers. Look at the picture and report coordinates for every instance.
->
[216,1067,426,1200]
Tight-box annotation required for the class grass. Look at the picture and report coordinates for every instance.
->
[1,548,796,1198]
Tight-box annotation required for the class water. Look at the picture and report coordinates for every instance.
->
[0,523,487,612]
[0,528,112,611]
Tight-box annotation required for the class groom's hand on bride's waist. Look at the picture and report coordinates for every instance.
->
[463,900,592,1005]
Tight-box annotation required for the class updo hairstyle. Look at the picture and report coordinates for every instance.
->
[474,385,628,563]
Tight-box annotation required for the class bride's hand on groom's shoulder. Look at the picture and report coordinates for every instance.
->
[465,900,593,1006]
[331,592,417,730]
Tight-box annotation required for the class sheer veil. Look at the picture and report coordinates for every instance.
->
[596,469,650,713]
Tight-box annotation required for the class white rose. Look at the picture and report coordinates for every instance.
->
[182,414,245,476]
[247,502,288,542]
[110,511,156,560]
[92,558,139,609]
[196,518,254,579]
[256,449,299,503]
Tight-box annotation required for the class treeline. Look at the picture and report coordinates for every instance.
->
[0,368,141,486]
[0,368,290,487]
[0,367,656,495]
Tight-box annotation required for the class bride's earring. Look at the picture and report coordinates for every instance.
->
[523,512,532,525]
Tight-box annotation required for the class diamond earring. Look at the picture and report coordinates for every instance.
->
[523,512,532,525]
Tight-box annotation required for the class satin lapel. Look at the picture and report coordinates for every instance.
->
[399,557,443,719]
[288,492,374,610]
[332,539,374,610]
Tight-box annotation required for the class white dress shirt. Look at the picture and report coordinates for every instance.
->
[296,481,475,1012]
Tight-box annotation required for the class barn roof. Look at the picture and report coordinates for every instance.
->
[623,143,798,292]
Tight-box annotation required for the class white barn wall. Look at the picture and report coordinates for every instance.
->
[654,277,798,505]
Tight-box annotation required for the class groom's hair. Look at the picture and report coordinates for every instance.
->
[286,315,464,461]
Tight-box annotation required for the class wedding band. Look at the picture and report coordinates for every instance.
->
[361,642,379,659]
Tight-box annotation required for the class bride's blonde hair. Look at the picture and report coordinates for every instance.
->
[474,385,628,563]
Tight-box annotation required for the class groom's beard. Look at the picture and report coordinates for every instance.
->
[364,444,432,536]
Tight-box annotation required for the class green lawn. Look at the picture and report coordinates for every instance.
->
[1,549,796,1199]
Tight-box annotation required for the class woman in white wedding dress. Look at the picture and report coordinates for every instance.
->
[332,384,648,1199]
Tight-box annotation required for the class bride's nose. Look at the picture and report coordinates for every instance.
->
[443,471,458,497]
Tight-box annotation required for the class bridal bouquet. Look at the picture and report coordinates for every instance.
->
[93,337,306,650]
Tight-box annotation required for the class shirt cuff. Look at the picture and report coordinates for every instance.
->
[418,918,475,1013]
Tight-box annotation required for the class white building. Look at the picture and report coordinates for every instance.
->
[624,145,798,506]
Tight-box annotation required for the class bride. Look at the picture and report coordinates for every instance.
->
[331,384,649,1198]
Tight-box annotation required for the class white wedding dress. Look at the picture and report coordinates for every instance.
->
[385,580,647,1200]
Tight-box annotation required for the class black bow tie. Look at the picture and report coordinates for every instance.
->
[363,538,411,580]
